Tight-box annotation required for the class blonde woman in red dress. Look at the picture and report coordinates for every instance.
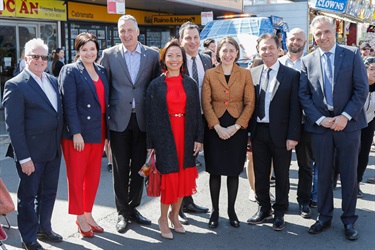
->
[145,39,204,240]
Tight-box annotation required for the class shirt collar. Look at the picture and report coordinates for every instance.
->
[123,43,141,54]
[264,60,280,72]
[25,68,47,81]
[318,43,336,57]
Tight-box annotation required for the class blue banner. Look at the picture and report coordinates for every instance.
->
[314,0,348,13]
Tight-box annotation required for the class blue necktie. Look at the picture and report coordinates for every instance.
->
[258,68,272,120]
[323,52,333,107]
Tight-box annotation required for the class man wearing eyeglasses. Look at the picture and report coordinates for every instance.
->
[360,42,371,58]
[3,38,63,250]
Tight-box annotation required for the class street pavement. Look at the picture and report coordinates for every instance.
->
[0,108,374,250]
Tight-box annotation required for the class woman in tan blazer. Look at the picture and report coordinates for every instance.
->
[202,36,255,229]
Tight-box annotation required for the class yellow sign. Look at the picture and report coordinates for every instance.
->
[68,2,160,25]
[0,0,66,21]
[152,15,201,25]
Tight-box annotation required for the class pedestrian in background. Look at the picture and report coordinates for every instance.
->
[3,38,63,250]
[299,16,368,240]
[52,48,65,77]
[202,36,255,229]
[356,56,375,198]
[59,33,109,238]
[100,14,161,233]
[146,39,203,239]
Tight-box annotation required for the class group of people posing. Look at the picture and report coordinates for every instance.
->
[2,13,374,250]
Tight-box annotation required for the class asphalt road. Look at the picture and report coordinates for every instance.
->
[0,109,374,250]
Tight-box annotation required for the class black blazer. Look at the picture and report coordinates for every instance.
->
[249,63,302,147]
[3,70,63,162]
[145,73,204,174]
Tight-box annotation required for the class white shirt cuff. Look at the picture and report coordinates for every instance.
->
[19,157,32,164]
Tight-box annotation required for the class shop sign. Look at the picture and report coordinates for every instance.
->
[68,2,159,25]
[314,0,347,13]
[152,15,201,25]
[0,0,66,21]
[107,0,125,14]
[201,11,213,26]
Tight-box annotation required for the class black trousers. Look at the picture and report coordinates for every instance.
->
[110,113,147,218]
[357,118,375,183]
[252,124,291,217]
[295,126,314,205]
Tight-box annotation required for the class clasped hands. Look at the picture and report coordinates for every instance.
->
[214,124,240,140]
[321,115,348,131]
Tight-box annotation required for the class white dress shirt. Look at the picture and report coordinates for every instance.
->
[123,43,141,108]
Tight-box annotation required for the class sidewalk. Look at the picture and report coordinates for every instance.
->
[0,107,374,249]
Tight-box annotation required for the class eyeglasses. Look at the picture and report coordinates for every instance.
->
[27,54,49,61]
[361,48,370,51]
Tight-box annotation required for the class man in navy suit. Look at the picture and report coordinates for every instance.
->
[3,38,63,250]
[178,21,211,224]
[247,33,302,231]
[299,16,368,240]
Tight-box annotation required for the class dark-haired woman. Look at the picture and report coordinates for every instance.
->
[52,48,65,77]
[59,33,109,237]
[146,39,203,240]
[202,36,255,229]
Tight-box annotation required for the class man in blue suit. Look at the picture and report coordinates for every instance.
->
[299,16,368,241]
[3,38,63,250]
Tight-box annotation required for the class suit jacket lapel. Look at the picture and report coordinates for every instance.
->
[26,72,55,110]
[215,65,230,89]
[115,45,132,83]
[77,61,100,104]
[46,74,62,114]
[199,53,210,71]
[135,44,146,85]
[252,66,262,95]
[334,45,344,84]
[272,65,284,100]
[227,65,239,88]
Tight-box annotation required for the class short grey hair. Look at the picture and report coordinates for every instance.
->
[179,21,199,40]
[118,15,138,30]
[310,16,335,32]
[24,38,48,56]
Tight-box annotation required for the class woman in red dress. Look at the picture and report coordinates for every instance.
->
[59,33,109,237]
[146,39,204,240]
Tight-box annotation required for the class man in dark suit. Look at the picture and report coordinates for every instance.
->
[299,16,368,241]
[3,38,63,250]
[178,21,211,224]
[100,15,161,233]
[247,33,301,231]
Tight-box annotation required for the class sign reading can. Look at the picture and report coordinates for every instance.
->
[152,15,201,25]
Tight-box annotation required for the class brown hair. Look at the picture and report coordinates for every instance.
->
[216,36,240,63]
[159,39,186,73]
[75,32,99,52]
[256,33,280,52]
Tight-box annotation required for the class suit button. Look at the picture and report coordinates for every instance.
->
[87,116,91,120]
[132,87,135,90]
[87,104,91,108]
[225,101,229,105]
[225,90,229,94]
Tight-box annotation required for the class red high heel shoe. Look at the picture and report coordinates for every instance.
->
[88,223,104,233]
[76,221,94,238]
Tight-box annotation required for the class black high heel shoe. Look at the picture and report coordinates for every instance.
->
[208,212,219,229]
[229,212,240,228]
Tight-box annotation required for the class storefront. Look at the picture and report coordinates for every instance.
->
[310,0,375,45]
[0,0,66,102]
[65,2,201,63]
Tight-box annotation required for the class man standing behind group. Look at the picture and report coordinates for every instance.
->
[299,16,368,240]
[3,38,63,250]
[279,28,314,218]
[247,33,301,231]
[178,21,211,223]
[100,15,161,233]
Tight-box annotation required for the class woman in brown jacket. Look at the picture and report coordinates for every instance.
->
[202,36,255,229]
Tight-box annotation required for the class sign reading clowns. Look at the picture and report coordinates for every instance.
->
[314,0,348,13]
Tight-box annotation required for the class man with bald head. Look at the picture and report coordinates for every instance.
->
[279,28,313,219]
